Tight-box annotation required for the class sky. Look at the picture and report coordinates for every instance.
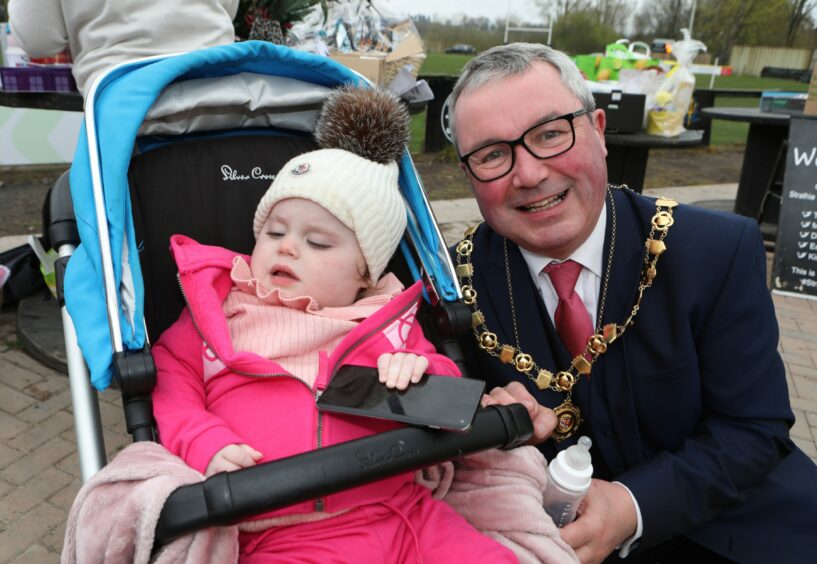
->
[382,0,548,24]
[382,1,817,27]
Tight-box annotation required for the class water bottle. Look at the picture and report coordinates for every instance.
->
[542,436,593,527]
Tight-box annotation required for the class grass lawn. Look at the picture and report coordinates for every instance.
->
[408,53,810,151]
[418,52,473,75]
[695,74,808,146]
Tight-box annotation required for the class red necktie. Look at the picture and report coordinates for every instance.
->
[543,260,594,359]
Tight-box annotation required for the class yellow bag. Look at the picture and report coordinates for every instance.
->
[646,109,684,137]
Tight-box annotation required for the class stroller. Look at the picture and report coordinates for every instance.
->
[49,41,533,549]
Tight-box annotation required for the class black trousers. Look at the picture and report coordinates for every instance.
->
[609,537,736,564]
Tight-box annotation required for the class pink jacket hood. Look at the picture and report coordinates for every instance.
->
[167,233,439,381]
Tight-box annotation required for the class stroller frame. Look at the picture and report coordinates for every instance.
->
[53,41,532,546]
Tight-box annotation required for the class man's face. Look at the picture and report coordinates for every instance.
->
[453,62,608,259]
[251,198,368,307]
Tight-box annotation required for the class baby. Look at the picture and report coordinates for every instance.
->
[151,85,517,562]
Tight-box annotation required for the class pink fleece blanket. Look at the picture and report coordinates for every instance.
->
[418,447,579,564]
[61,441,237,564]
[63,442,573,563]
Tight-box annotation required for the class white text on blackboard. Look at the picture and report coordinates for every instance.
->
[793,147,817,167]
[789,190,816,200]
[791,267,816,276]
[794,252,817,261]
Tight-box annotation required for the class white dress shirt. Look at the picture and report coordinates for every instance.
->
[518,202,643,556]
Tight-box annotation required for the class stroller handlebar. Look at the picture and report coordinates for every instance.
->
[154,403,533,548]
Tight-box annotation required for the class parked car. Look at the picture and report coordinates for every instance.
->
[445,44,477,55]
[651,38,673,55]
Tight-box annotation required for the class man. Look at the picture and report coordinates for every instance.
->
[450,43,817,563]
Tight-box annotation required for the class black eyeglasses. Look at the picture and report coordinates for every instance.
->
[459,108,591,182]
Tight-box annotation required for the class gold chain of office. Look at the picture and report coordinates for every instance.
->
[455,192,677,440]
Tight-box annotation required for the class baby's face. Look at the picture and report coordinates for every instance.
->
[251,198,368,307]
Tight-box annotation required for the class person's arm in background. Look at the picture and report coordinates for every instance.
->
[9,0,69,58]
[225,0,240,20]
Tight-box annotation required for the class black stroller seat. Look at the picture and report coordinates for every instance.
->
[129,132,317,341]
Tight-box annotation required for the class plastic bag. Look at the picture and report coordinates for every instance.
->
[575,40,660,82]
[645,29,706,137]
[287,0,407,55]
[286,0,425,90]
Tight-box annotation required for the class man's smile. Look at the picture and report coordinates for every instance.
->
[518,189,568,212]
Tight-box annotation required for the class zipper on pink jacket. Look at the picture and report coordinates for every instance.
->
[328,294,418,378]
[179,273,326,511]
[310,298,417,512]
[177,272,419,513]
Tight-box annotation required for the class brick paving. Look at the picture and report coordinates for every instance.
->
[1,185,816,562]
[0,308,130,563]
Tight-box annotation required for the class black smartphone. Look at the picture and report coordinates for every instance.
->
[316,365,485,431]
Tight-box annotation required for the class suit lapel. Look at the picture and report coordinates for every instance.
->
[477,228,564,402]
[594,188,649,466]
[481,230,519,346]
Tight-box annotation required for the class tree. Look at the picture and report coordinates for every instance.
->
[630,0,693,41]
[596,0,630,31]
[694,0,787,61]
[785,0,817,46]
[551,9,620,55]
[552,0,594,18]
[531,0,629,42]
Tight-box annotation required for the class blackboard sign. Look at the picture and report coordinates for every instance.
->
[772,115,817,299]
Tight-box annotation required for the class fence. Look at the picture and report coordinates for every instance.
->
[730,45,816,77]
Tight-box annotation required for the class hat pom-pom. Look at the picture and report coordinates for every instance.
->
[314,85,411,164]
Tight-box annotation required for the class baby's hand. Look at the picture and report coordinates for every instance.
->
[205,443,263,476]
[377,352,429,390]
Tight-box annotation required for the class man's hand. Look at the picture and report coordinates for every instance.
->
[560,479,638,564]
[377,352,429,390]
[481,381,557,443]
[205,444,263,476]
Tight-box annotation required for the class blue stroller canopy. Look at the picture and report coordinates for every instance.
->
[65,41,459,391]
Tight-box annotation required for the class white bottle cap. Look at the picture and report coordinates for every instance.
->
[549,436,593,491]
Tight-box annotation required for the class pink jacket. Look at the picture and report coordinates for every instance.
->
[152,235,461,521]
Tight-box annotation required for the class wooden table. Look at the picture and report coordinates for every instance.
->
[605,129,705,193]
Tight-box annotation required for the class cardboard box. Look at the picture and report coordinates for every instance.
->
[387,22,425,63]
[329,52,387,85]
[329,23,425,86]
[760,91,807,114]
[805,63,817,116]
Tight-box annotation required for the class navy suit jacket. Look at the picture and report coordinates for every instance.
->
[455,188,817,562]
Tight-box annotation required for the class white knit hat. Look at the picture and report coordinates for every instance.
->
[252,148,406,282]
[253,85,411,283]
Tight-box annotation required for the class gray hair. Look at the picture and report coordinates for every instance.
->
[449,43,595,149]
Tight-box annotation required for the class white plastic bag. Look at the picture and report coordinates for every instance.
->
[645,29,706,137]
